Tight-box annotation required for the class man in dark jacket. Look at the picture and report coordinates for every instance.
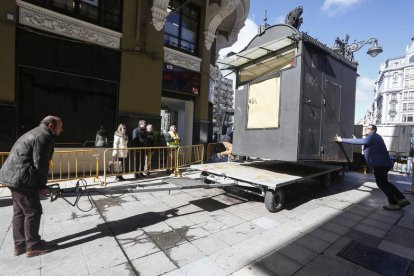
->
[335,124,410,210]
[0,115,63,257]
[132,120,148,177]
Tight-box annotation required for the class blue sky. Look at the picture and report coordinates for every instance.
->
[220,0,414,122]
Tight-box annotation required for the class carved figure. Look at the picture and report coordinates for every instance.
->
[285,6,303,30]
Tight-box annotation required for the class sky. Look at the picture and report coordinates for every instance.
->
[219,0,414,122]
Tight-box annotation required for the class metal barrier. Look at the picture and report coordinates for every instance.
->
[177,144,204,168]
[50,149,100,182]
[102,145,204,186]
[1,145,204,187]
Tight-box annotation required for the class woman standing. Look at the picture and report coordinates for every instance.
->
[95,125,108,147]
[112,124,128,181]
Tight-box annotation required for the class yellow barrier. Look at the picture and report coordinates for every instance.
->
[102,146,177,186]
[49,149,100,183]
[1,145,204,188]
[102,144,204,186]
[177,144,204,168]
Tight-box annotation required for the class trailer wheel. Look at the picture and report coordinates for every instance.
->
[320,173,332,189]
[264,189,285,213]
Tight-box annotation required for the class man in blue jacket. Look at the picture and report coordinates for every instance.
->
[334,124,410,210]
[0,116,63,257]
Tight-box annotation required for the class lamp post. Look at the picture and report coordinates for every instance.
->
[332,34,383,62]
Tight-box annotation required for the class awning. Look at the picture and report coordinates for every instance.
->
[217,36,298,70]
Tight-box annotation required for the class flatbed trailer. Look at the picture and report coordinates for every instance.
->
[191,160,344,212]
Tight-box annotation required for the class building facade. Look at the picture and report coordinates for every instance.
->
[211,74,234,141]
[0,0,249,150]
[370,38,414,125]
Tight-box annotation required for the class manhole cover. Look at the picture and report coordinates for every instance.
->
[337,241,413,276]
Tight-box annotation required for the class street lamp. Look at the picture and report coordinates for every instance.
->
[332,34,383,62]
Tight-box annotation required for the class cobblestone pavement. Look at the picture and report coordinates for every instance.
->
[0,170,413,275]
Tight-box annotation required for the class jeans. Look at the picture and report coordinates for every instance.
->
[373,166,405,205]
[10,188,43,249]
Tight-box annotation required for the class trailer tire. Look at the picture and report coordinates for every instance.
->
[265,189,285,213]
[320,173,332,189]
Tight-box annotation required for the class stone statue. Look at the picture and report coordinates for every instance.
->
[285,6,303,30]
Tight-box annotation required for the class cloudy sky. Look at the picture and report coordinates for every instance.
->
[219,0,414,122]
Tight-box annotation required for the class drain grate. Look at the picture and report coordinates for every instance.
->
[337,241,413,276]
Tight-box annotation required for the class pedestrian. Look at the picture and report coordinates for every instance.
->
[95,125,108,147]
[217,125,236,160]
[0,115,63,257]
[132,120,147,177]
[165,125,180,173]
[112,123,128,181]
[334,124,410,210]
[144,124,155,176]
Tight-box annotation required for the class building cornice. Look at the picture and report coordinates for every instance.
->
[16,0,122,49]
[164,47,202,72]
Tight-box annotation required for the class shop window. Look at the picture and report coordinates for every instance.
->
[162,63,200,95]
[164,0,200,55]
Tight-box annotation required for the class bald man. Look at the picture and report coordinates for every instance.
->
[0,116,63,257]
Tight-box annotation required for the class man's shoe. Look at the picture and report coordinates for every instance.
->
[14,246,26,256]
[26,243,58,258]
[398,198,411,208]
[383,204,402,211]
[116,176,125,181]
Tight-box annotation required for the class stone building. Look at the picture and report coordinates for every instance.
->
[0,0,249,150]
[371,38,414,125]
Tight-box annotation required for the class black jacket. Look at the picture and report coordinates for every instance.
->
[0,124,55,190]
[132,127,148,147]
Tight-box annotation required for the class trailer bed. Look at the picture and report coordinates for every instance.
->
[191,160,342,189]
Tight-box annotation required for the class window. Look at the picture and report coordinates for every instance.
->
[22,0,122,31]
[393,72,398,80]
[390,115,395,122]
[409,103,414,110]
[402,114,414,122]
[405,79,414,89]
[410,55,414,64]
[403,103,407,110]
[164,0,200,55]
[406,68,414,78]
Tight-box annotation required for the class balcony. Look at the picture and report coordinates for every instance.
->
[389,98,398,104]
[388,109,397,115]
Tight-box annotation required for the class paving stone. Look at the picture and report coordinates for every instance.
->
[330,214,360,228]
[321,221,349,235]
[396,214,414,230]
[214,222,263,246]
[278,243,318,265]
[91,262,137,276]
[165,241,205,267]
[209,245,254,275]
[345,229,381,247]
[369,212,401,224]
[295,234,331,253]
[359,217,394,232]
[294,254,358,276]
[164,256,226,276]
[191,233,230,256]
[308,227,341,243]
[148,230,187,250]
[176,225,210,241]
[378,240,414,260]
[232,262,273,276]
[258,251,302,276]
[215,212,246,228]
[116,230,160,261]
[353,223,388,238]
[252,217,280,230]
[131,251,177,276]
[198,218,230,233]
[352,266,382,276]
